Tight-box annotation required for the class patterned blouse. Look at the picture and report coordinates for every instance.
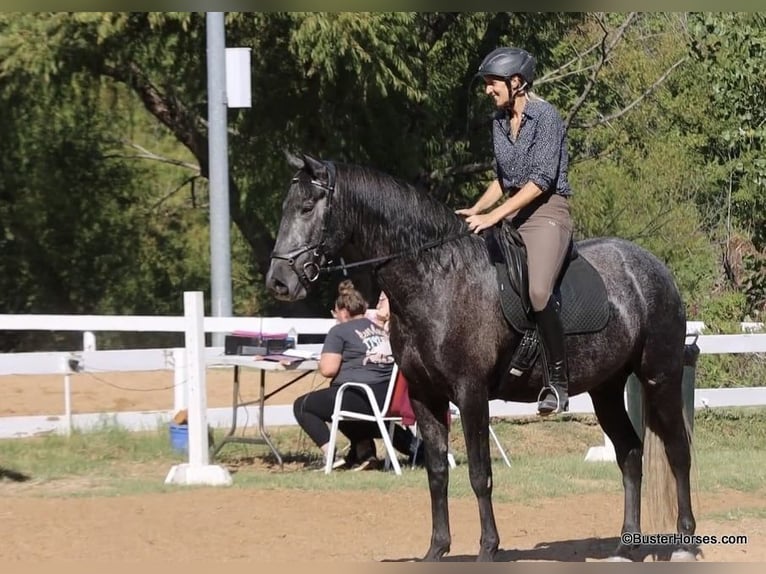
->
[492,98,573,197]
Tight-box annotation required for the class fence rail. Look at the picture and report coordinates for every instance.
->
[1,309,764,443]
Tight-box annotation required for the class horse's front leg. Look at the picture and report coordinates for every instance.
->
[410,396,452,561]
[455,388,499,562]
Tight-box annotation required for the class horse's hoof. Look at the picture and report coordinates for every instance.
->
[605,555,634,562]
[670,549,698,562]
[422,547,448,562]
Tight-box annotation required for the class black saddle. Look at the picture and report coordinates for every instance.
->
[485,222,610,336]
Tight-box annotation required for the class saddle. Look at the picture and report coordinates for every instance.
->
[484,221,610,380]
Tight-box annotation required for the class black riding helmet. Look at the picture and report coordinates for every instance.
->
[476,47,536,88]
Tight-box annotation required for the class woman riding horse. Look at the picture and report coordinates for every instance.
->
[457,47,573,416]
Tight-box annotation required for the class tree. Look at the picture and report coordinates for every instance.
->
[0,12,746,327]
[688,12,766,316]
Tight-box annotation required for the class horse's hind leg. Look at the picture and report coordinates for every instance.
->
[409,394,453,561]
[589,380,644,561]
[454,389,499,562]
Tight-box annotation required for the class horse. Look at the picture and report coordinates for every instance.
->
[265,152,696,562]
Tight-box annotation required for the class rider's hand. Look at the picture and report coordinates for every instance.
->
[455,206,478,217]
[465,212,500,234]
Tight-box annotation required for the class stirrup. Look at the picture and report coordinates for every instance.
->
[537,385,568,416]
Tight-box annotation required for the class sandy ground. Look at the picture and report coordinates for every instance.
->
[1,372,765,562]
[0,369,328,417]
[0,485,762,562]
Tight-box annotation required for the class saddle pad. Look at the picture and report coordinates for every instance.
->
[496,254,611,335]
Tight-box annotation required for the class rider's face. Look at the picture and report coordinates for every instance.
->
[484,76,509,108]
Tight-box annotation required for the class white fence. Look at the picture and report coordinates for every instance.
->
[1,301,765,442]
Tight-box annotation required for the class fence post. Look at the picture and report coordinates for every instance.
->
[82,331,96,351]
[61,355,73,436]
[165,291,232,486]
[625,336,700,440]
[625,374,643,438]
[683,336,700,433]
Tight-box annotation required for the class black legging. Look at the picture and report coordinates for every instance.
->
[293,383,413,455]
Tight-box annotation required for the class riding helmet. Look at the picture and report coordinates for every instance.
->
[476,47,536,87]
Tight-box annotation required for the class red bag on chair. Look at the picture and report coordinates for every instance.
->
[389,371,416,426]
[389,370,452,428]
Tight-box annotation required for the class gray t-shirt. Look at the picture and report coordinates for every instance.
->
[322,317,394,386]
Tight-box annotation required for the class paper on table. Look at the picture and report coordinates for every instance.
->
[283,348,320,360]
[262,354,305,365]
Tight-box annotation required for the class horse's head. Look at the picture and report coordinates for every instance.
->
[266,151,341,301]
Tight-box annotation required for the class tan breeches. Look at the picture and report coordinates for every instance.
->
[513,193,573,312]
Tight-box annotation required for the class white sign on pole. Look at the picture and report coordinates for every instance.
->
[225,47,252,108]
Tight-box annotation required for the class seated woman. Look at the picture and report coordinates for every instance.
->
[293,280,414,470]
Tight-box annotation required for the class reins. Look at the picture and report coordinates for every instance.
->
[321,230,474,276]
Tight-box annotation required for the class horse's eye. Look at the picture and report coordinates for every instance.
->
[300,200,314,214]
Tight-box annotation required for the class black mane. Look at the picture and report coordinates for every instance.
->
[333,162,486,267]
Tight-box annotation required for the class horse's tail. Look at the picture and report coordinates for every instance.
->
[641,392,695,533]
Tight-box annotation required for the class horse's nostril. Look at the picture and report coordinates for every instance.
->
[270,277,289,295]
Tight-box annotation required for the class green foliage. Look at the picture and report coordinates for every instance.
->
[742,253,766,315]
[562,16,722,312]
[695,407,766,447]
[0,55,209,349]
[696,290,749,333]
[696,353,766,389]
[690,290,766,390]
[689,13,766,315]
[0,12,763,355]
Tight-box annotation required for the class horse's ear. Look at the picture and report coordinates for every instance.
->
[284,149,305,170]
[302,153,328,182]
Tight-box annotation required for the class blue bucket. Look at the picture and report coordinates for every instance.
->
[169,424,188,454]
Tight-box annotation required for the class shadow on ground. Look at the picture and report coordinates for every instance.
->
[385,537,702,562]
[0,466,31,482]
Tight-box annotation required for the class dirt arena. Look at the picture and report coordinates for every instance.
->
[1,370,765,562]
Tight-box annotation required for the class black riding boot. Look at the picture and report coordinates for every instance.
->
[535,298,570,415]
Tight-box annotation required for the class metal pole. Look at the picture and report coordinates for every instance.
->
[206,12,232,347]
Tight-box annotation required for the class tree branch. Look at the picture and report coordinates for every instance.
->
[104,140,201,172]
[573,56,688,129]
[565,12,638,130]
[150,174,202,211]
[100,61,275,277]
[101,62,206,163]
[536,35,605,86]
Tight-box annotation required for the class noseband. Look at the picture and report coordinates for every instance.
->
[270,161,337,289]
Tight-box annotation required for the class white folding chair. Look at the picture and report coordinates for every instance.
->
[324,364,404,475]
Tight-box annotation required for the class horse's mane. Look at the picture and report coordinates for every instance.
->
[334,162,487,268]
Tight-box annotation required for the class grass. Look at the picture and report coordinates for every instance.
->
[704,507,766,522]
[2,407,766,503]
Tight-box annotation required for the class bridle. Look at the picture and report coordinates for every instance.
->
[270,160,472,287]
[269,160,338,289]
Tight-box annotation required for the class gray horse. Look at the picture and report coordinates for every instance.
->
[266,152,696,562]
